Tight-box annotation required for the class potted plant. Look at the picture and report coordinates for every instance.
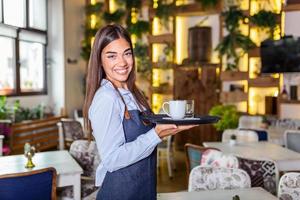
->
[230,134,237,145]
[209,105,239,132]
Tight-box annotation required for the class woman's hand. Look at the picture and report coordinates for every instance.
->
[154,124,198,139]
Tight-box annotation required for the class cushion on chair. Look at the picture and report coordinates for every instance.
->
[187,147,203,170]
[238,157,277,195]
[60,140,100,199]
[59,179,99,200]
[61,120,85,141]
[278,173,300,200]
[69,140,100,177]
[188,166,251,192]
[201,149,239,168]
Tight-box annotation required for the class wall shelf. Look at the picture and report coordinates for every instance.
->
[279,99,300,104]
[248,77,279,87]
[175,3,221,16]
[220,71,249,81]
[284,3,300,12]
[220,91,248,103]
[148,34,174,44]
[248,47,260,57]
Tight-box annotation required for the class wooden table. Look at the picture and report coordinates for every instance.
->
[203,141,300,171]
[0,150,83,200]
[157,187,277,200]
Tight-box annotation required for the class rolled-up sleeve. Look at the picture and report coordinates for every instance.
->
[89,93,161,172]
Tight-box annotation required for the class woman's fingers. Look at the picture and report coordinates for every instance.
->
[155,124,198,139]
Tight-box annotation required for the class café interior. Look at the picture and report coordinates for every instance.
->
[1,0,300,199]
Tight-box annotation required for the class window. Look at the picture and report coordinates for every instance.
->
[0,0,47,96]
[29,0,47,30]
[0,1,2,23]
[3,0,26,27]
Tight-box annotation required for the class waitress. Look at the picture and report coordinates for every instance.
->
[83,24,196,200]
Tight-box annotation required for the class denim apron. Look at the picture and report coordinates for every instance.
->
[97,93,157,200]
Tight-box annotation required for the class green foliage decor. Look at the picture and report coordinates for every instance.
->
[134,42,151,79]
[215,6,256,71]
[0,96,44,123]
[209,105,239,132]
[250,10,277,38]
[195,0,220,8]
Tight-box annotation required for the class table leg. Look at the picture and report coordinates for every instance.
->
[73,174,81,200]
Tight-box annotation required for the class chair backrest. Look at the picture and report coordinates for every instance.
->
[188,166,251,192]
[74,109,84,130]
[0,135,4,156]
[0,167,57,200]
[58,119,85,149]
[184,144,219,176]
[284,130,300,153]
[201,149,239,168]
[238,115,263,129]
[69,140,100,178]
[237,156,278,195]
[222,129,259,143]
[278,172,300,200]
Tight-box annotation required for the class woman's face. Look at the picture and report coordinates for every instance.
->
[101,37,133,88]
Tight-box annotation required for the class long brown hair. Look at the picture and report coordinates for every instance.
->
[83,24,150,136]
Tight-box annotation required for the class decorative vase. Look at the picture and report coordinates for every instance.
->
[229,139,237,145]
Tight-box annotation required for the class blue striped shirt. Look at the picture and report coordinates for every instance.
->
[89,79,162,186]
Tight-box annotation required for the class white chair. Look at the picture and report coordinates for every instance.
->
[200,149,239,168]
[0,135,4,156]
[74,109,84,127]
[238,115,263,129]
[278,172,300,200]
[60,140,100,200]
[188,166,251,192]
[57,118,85,150]
[222,129,258,143]
[284,130,300,153]
[157,135,175,178]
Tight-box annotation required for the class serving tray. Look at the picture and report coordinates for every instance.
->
[141,114,220,125]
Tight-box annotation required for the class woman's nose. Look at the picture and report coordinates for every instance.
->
[117,55,127,66]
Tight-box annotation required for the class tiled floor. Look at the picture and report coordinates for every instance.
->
[157,150,188,193]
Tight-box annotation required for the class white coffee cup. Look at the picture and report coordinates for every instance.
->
[162,100,186,119]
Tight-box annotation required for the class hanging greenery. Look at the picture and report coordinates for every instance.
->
[80,2,104,61]
[215,6,256,71]
[155,1,175,30]
[85,2,103,15]
[103,9,126,24]
[250,10,277,38]
[127,20,150,38]
[134,42,151,79]
[195,0,220,8]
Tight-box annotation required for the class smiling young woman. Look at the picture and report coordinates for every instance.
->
[83,24,196,200]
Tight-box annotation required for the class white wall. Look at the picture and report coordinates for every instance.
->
[63,0,86,117]
[47,0,65,115]
[280,11,300,119]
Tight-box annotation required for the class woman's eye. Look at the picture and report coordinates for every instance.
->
[107,55,116,59]
[125,52,132,56]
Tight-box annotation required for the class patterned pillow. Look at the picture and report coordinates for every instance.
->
[69,140,100,177]
[201,149,239,168]
[278,173,300,200]
[238,157,277,195]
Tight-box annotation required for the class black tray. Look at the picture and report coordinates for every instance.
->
[141,114,220,125]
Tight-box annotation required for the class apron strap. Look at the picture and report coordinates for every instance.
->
[111,83,131,120]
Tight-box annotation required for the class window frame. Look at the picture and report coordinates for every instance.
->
[0,0,48,97]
